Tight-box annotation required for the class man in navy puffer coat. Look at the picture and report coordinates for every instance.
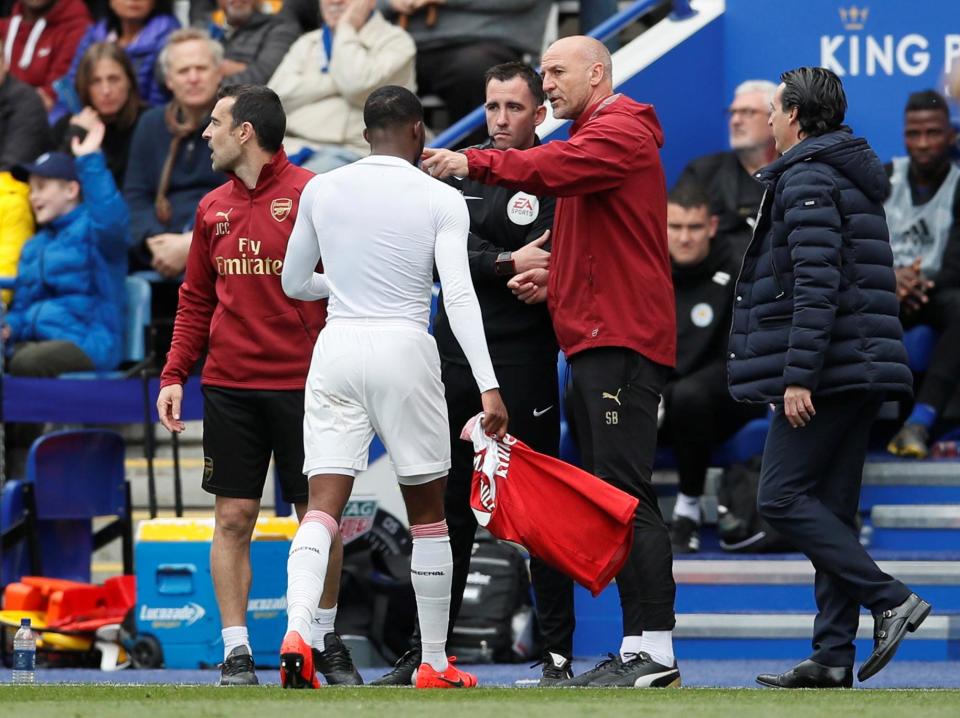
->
[729,67,929,689]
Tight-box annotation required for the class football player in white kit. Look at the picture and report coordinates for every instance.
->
[279,85,508,689]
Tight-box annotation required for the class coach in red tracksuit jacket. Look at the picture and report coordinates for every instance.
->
[155,86,342,687]
[422,36,680,688]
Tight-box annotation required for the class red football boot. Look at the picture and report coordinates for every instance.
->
[279,631,320,689]
[415,657,478,689]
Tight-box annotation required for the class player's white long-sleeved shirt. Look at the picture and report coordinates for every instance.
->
[282,154,498,392]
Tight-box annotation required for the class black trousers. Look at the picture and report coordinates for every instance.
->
[757,392,912,667]
[904,288,960,414]
[660,362,767,498]
[442,359,575,657]
[567,347,677,633]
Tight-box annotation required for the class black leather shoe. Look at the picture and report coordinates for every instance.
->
[312,633,363,685]
[535,652,574,686]
[858,593,931,682]
[555,653,622,687]
[370,648,421,686]
[219,645,259,686]
[756,659,852,688]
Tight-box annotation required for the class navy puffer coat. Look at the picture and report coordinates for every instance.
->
[727,130,913,404]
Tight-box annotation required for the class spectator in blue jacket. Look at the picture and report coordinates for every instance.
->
[50,0,180,122]
[730,67,925,690]
[3,112,128,376]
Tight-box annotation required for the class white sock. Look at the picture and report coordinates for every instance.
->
[640,631,675,667]
[222,625,249,660]
[410,520,452,673]
[312,605,337,650]
[673,493,701,523]
[286,511,337,641]
[620,634,643,661]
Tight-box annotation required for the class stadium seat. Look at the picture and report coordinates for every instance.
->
[60,275,153,379]
[653,416,770,470]
[704,416,769,466]
[429,283,441,332]
[123,275,152,366]
[557,352,581,464]
[0,430,133,587]
[902,325,938,374]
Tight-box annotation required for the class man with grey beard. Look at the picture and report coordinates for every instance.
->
[677,80,778,255]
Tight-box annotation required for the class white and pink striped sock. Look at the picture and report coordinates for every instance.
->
[410,519,452,672]
[286,510,338,640]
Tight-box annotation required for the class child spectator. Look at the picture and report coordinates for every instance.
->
[3,111,128,376]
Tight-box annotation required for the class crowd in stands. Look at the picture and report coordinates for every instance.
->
[268,0,415,173]
[51,43,145,185]
[1,0,577,339]
[1,1,958,553]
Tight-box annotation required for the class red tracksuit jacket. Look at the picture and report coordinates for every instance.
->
[160,150,326,390]
[464,416,638,596]
[0,0,91,102]
[465,94,676,368]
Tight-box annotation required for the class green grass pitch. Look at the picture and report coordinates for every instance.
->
[2,685,960,718]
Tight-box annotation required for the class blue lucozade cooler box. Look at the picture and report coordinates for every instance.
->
[135,517,296,668]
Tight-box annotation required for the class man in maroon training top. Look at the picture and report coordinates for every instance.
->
[423,35,680,688]
[156,85,359,687]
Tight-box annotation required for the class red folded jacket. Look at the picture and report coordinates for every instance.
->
[462,415,639,596]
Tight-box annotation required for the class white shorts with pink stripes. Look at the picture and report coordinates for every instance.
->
[302,320,451,485]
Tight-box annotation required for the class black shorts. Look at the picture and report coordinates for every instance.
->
[201,385,309,503]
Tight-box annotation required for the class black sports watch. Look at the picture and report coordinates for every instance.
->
[495,251,516,276]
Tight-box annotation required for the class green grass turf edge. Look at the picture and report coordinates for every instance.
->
[1,685,960,718]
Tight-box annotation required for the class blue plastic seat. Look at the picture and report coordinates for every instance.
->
[557,352,582,464]
[0,429,132,586]
[706,416,769,466]
[653,416,770,470]
[61,275,152,379]
[902,325,938,374]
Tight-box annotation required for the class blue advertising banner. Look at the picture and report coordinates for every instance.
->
[725,0,959,164]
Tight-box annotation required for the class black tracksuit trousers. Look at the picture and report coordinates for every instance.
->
[566,347,677,633]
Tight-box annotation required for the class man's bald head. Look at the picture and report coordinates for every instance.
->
[540,35,614,120]
[549,36,613,82]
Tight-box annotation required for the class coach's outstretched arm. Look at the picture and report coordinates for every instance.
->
[434,192,509,438]
[282,177,331,301]
[422,118,643,198]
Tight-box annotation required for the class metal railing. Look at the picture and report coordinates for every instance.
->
[428,0,690,149]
